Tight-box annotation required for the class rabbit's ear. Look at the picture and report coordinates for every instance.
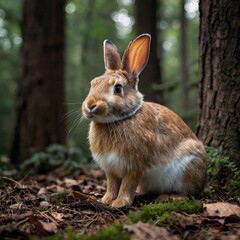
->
[103,40,121,71]
[122,34,151,78]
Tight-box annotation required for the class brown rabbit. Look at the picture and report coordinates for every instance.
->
[82,34,207,208]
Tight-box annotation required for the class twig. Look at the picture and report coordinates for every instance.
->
[0,176,22,187]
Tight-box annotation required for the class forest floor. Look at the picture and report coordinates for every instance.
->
[0,168,240,240]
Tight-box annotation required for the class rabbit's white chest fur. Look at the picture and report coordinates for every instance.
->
[93,152,129,178]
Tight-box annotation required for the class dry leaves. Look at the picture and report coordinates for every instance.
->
[174,202,240,238]
[1,170,240,239]
[0,169,127,238]
[124,221,180,240]
[28,214,58,234]
[203,202,240,217]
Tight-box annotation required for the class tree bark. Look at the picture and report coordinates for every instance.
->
[10,0,66,164]
[197,0,240,165]
[134,0,163,103]
[180,0,190,111]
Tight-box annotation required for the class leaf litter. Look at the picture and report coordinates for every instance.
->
[0,169,240,239]
[0,169,128,239]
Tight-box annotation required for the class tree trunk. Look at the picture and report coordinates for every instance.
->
[134,0,163,103]
[197,0,240,165]
[180,0,190,111]
[10,0,66,164]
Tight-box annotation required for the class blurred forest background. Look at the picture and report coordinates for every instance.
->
[0,0,200,159]
[1,2,240,238]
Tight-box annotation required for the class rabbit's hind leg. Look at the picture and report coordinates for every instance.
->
[181,156,207,196]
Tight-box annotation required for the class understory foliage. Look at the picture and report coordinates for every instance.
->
[0,144,95,179]
[206,146,240,197]
[18,144,90,175]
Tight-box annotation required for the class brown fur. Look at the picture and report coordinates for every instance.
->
[82,34,208,207]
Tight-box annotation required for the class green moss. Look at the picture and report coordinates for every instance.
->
[128,199,202,226]
[45,225,129,240]
[82,224,129,240]
[157,211,174,226]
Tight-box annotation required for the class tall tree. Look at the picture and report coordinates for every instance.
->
[180,0,190,111]
[10,0,66,164]
[134,0,163,103]
[197,0,240,165]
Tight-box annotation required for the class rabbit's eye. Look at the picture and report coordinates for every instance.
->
[114,84,123,94]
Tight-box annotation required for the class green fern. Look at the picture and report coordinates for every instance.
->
[206,146,240,197]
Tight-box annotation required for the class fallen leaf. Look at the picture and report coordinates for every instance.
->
[38,187,47,197]
[55,179,63,185]
[50,212,64,222]
[24,193,36,201]
[47,184,65,193]
[28,215,57,234]
[64,178,78,187]
[40,201,52,208]
[124,221,180,240]
[209,225,224,234]
[174,213,203,228]
[73,190,97,201]
[203,202,240,218]
[39,220,58,233]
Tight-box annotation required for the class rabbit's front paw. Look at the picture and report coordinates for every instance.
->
[111,197,132,208]
[101,193,116,205]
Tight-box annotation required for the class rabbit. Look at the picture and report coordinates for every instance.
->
[82,34,208,208]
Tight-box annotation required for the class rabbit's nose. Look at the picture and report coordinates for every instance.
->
[86,100,97,113]
[88,104,97,112]
[85,97,96,110]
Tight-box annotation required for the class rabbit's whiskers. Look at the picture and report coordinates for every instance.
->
[66,109,84,139]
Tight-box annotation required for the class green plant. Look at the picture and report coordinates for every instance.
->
[206,146,240,178]
[19,144,88,174]
[206,146,226,177]
[206,146,240,197]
